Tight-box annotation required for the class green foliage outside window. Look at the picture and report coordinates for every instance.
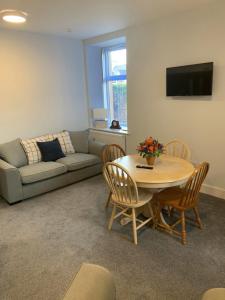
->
[112,81,127,127]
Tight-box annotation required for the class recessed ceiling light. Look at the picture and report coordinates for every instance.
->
[1,10,27,24]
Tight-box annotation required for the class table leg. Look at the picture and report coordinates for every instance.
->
[120,190,171,229]
[142,195,172,231]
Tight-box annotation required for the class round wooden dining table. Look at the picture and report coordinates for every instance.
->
[114,154,194,189]
[113,154,195,226]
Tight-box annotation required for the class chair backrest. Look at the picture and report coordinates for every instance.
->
[103,162,139,205]
[102,145,122,190]
[164,139,191,161]
[179,162,209,208]
[102,144,126,164]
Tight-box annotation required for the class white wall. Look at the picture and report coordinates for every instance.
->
[126,1,225,195]
[83,0,225,197]
[0,29,88,142]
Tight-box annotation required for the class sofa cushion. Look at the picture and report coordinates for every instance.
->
[0,138,27,168]
[21,134,53,165]
[19,162,67,184]
[52,131,75,155]
[63,263,116,300]
[37,139,65,162]
[57,153,101,171]
[21,131,75,165]
[202,288,225,300]
[69,130,89,154]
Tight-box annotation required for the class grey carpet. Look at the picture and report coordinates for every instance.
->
[0,175,224,300]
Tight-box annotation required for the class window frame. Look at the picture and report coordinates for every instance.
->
[102,44,127,129]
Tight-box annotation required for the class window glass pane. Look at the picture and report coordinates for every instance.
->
[111,80,127,128]
[103,46,127,129]
[109,49,126,76]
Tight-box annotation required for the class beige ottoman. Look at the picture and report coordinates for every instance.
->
[63,263,116,300]
[202,288,225,300]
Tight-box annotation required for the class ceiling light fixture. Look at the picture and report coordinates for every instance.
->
[1,10,27,24]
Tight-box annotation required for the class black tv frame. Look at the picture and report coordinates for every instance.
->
[166,62,213,97]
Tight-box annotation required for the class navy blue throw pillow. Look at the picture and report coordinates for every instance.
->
[37,138,65,162]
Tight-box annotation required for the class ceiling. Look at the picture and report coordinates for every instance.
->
[0,0,216,39]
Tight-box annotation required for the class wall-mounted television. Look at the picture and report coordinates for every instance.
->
[166,62,213,96]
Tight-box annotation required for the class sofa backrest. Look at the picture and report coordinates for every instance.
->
[0,138,28,168]
[0,130,90,168]
[69,130,89,154]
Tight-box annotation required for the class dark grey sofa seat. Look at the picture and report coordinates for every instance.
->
[0,130,105,204]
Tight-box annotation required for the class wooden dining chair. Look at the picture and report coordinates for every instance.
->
[103,162,155,245]
[102,144,126,208]
[102,144,126,164]
[164,139,191,215]
[164,139,191,161]
[156,162,209,245]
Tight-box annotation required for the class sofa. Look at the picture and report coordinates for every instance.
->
[202,288,225,300]
[63,263,116,300]
[0,130,105,204]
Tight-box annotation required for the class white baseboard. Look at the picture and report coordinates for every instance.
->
[201,184,225,200]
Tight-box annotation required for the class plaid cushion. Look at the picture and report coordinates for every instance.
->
[52,131,75,155]
[21,134,53,165]
[21,131,75,165]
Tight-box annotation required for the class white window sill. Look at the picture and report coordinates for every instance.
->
[89,127,129,135]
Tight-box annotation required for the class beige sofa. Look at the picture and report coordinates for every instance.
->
[63,266,225,300]
[202,288,225,300]
[63,263,116,300]
[0,130,105,204]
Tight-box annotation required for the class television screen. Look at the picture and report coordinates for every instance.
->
[166,62,213,96]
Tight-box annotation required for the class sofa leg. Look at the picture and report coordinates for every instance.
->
[8,200,23,206]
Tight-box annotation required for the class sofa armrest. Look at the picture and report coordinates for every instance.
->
[88,140,106,160]
[63,263,116,300]
[0,159,23,204]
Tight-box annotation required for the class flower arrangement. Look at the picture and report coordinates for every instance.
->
[137,137,163,165]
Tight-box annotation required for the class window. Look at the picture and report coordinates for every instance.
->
[102,45,127,129]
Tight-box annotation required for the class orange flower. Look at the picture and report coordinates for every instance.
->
[145,137,153,146]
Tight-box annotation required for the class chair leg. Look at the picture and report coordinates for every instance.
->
[105,191,112,209]
[193,207,203,229]
[181,211,187,245]
[132,208,138,245]
[108,204,116,230]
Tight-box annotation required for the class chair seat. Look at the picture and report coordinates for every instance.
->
[111,188,152,208]
[157,187,184,209]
